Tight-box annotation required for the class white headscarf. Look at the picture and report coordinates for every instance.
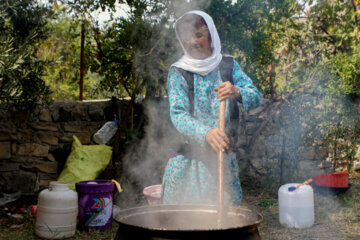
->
[172,10,222,76]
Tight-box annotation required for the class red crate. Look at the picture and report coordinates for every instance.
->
[312,172,348,188]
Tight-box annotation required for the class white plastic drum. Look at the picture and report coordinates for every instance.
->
[278,183,314,228]
[35,181,78,239]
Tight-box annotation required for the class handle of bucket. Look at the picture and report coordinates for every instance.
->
[111,180,122,193]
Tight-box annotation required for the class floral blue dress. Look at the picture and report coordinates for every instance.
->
[161,59,262,206]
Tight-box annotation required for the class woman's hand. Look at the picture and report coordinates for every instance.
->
[214,82,241,101]
[205,128,230,153]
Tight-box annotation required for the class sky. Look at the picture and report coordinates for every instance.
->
[39,0,316,26]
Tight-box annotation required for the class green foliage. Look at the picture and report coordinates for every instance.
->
[37,4,106,100]
[0,0,52,110]
[207,0,295,94]
[95,0,178,100]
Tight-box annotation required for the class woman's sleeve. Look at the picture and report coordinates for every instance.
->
[167,67,212,146]
[232,60,262,112]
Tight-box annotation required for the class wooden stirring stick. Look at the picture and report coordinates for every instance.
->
[217,100,226,226]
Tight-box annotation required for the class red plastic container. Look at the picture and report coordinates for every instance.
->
[312,172,349,188]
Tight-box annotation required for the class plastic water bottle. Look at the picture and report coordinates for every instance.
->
[93,115,119,145]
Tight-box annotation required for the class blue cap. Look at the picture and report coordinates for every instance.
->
[288,186,296,191]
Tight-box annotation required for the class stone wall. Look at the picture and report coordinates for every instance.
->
[239,99,330,185]
[0,100,117,194]
[0,98,331,195]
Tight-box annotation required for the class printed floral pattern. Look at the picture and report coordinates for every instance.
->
[162,59,262,206]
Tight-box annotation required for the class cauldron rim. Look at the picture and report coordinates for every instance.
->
[113,204,263,232]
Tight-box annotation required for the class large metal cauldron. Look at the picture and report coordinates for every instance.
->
[113,204,263,240]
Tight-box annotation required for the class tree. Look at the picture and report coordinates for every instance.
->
[37,3,107,100]
[0,0,52,111]
[206,0,296,97]
[265,0,360,175]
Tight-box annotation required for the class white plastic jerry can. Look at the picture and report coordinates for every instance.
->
[278,183,314,228]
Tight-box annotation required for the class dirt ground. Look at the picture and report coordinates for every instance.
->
[248,172,360,240]
[0,172,359,240]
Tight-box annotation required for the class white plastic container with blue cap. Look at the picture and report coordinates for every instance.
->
[278,183,314,228]
[93,115,119,145]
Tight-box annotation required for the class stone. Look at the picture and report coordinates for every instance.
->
[0,171,36,193]
[0,142,11,159]
[52,112,60,122]
[29,123,58,132]
[39,109,52,122]
[38,173,58,190]
[47,153,56,162]
[88,108,105,121]
[75,134,91,144]
[0,132,11,141]
[246,122,261,136]
[0,162,19,171]
[0,109,6,121]
[250,158,267,175]
[20,162,58,174]
[298,160,323,177]
[61,123,90,133]
[37,132,58,145]
[354,161,360,171]
[58,106,72,122]
[59,136,73,143]
[248,106,264,116]
[300,147,316,160]
[71,105,88,121]
[15,143,49,157]
[16,129,33,141]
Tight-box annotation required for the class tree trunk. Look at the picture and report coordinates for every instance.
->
[280,134,286,185]
[79,21,85,101]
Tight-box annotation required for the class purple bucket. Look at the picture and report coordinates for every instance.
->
[75,180,115,231]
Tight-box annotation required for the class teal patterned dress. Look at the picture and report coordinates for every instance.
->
[161,59,262,206]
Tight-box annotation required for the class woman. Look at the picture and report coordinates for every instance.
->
[161,10,262,206]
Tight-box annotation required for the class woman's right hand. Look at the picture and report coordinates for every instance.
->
[205,128,229,153]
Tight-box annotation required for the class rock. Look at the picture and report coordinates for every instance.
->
[15,143,49,157]
[58,106,72,122]
[0,162,19,171]
[0,171,36,193]
[52,112,60,122]
[29,123,58,132]
[47,153,56,162]
[39,109,52,122]
[0,142,11,159]
[353,161,360,171]
[20,162,58,174]
[298,160,323,177]
[37,132,58,145]
[88,108,105,121]
[0,132,11,141]
[61,123,90,133]
[75,134,91,144]
[59,136,73,143]
[300,147,317,160]
[71,105,88,121]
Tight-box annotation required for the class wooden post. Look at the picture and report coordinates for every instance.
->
[79,21,85,101]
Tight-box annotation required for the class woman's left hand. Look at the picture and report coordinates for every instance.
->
[214,82,241,101]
